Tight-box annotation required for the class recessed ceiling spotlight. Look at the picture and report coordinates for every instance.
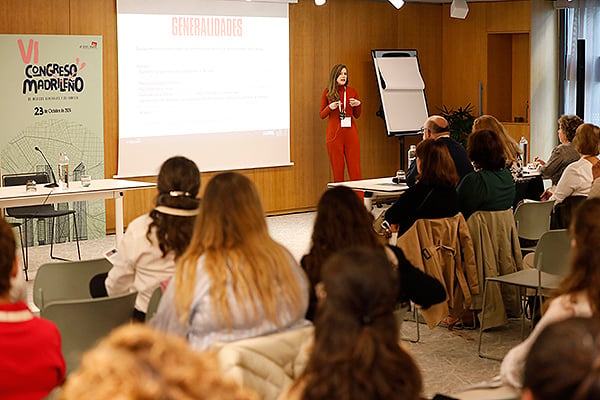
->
[315,0,326,6]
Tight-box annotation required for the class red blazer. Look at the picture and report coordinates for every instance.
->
[320,86,362,141]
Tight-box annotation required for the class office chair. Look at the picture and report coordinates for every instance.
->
[3,172,81,280]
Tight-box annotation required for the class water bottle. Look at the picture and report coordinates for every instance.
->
[519,136,528,165]
[407,144,417,170]
[57,152,69,190]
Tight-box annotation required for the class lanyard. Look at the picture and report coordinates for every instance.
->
[339,87,346,114]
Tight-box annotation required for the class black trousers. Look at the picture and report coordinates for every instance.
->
[89,272,146,322]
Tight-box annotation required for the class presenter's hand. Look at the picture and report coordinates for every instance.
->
[389,223,399,233]
[329,101,340,110]
[349,98,361,107]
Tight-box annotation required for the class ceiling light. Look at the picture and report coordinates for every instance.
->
[450,0,469,19]
[388,0,405,9]
[315,0,326,6]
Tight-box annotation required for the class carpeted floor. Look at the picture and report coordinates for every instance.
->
[18,211,525,399]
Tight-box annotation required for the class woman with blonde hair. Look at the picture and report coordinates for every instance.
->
[60,324,258,400]
[150,172,309,351]
[472,115,523,180]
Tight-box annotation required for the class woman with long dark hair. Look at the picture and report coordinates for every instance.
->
[385,138,460,237]
[284,247,423,400]
[91,156,200,321]
[301,186,445,321]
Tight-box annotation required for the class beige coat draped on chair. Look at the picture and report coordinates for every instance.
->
[467,209,523,330]
[396,214,479,328]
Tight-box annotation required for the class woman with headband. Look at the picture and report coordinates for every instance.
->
[90,156,200,321]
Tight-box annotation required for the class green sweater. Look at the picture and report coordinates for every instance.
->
[457,168,515,220]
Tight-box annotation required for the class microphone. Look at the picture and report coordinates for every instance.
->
[34,146,59,188]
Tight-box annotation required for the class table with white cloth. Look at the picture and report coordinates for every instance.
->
[0,179,155,243]
[327,177,408,210]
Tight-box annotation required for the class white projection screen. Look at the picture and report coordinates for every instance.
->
[116,0,292,177]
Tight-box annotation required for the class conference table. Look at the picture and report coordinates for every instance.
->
[0,179,155,243]
[327,177,409,210]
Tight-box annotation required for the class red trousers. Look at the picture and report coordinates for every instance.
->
[326,127,362,183]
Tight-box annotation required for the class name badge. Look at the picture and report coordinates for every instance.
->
[341,116,351,128]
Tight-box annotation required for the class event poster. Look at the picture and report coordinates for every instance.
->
[0,35,105,242]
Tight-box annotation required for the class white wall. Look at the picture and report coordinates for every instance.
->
[530,0,559,161]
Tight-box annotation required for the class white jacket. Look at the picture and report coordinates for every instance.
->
[105,214,175,312]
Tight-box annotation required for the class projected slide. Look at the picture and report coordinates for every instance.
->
[117,0,291,177]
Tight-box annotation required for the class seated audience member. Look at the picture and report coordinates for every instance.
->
[472,115,524,181]
[543,123,600,205]
[521,317,600,400]
[59,324,257,400]
[150,172,309,351]
[589,162,600,199]
[301,186,446,321]
[282,248,423,400]
[90,156,200,321]
[385,138,460,237]
[406,115,473,187]
[500,198,600,388]
[535,114,583,187]
[457,129,515,220]
[0,216,65,398]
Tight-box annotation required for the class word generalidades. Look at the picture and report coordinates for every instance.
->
[172,17,243,37]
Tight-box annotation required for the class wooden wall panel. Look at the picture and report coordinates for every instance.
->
[441,4,487,115]
[0,0,70,33]
[486,1,531,33]
[441,1,531,117]
[512,33,530,122]
[487,34,513,121]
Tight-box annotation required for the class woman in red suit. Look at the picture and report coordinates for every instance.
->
[320,64,362,183]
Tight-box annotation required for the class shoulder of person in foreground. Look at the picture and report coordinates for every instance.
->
[500,292,591,389]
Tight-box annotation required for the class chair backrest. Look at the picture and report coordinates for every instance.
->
[145,286,163,321]
[3,172,55,217]
[533,229,572,276]
[3,171,51,187]
[513,200,555,241]
[550,195,587,230]
[40,291,137,375]
[34,258,112,309]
